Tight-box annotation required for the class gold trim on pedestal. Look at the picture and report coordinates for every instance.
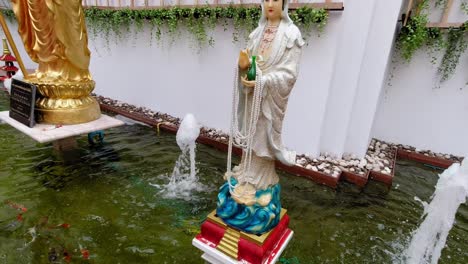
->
[207,208,287,246]
[216,228,240,259]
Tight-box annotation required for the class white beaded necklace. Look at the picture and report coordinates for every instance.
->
[226,63,265,198]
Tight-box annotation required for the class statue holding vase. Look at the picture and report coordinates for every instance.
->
[217,0,304,234]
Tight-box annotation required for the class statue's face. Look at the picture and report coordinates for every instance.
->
[264,0,283,22]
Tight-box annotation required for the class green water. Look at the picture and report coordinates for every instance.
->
[0,92,467,264]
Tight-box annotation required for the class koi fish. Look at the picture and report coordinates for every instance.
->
[79,244,90,260]
[58,223,70,229]
[47,223,71,230]
[63,250,71,263]
[5,200,27,212]
[16,214,23,222]
[81,249,89,260]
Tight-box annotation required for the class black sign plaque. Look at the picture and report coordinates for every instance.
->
[9,79,37,128]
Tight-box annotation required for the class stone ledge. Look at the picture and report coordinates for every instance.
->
[0,111,124,143]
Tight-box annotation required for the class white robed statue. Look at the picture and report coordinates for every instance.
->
[217,0,304,234]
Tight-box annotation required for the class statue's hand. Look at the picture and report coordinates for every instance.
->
[241,75,255,89]
[238,49,250,71]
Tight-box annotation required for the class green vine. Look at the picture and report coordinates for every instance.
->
[1,6,327,49]
[1,9,15,22]
[438,23,468,81]
[290,7,328,38]
[435,0,447,8]
[396,0,468,82]
[397,13,430,61]
[462,0,468,15]
[83,6,327,48]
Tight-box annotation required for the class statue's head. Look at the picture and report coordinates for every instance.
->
[260,0,292,26]
[263,0,284,22]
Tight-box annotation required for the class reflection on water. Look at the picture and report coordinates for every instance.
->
[0,93,467,263]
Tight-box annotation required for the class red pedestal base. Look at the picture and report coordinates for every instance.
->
[193,211,293,264]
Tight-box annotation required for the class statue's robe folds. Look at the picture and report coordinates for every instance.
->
[11,0,91,81]
[235,20,304,190]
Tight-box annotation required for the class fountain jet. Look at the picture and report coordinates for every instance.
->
[404,156,468,264]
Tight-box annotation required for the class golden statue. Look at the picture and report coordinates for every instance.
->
[11,0,100,124]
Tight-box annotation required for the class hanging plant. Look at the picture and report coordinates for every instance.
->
[1,9,15,22]
[290,7,328,33]
[80,6,327,46]
[435,0,448,8]
[1,6,328,49]
[397,14,429,61]
[438,23,468,81]
[395,0,468,83]
[462,0,468,15]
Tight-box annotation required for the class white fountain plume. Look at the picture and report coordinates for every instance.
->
[403,155,468,264]
[155,113,207,200]
[175,113,200,179]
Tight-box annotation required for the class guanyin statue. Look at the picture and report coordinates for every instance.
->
[217,0,304,234]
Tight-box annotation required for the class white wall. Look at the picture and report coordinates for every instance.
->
[319,0,377,157]
[371,0,468,157]
[372,50,468,157]
[84,14,344,157]
[283,12,342,157]
[319,0,405,158]
[343,0,405,158]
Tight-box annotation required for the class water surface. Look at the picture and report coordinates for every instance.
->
[0,92,467,263]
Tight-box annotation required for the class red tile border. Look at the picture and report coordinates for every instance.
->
[369,170,393,186]
[369,148,396,187]
[276,161,340,188]
[396,149,455,169]
[341,170,369,188]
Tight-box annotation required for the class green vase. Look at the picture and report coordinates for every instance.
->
[247,56,256,81]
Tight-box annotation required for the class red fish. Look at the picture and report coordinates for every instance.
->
[59,223,71,229]
[16,214,23,222]
[5,200,27,212]
[47,223,71,230]
[81,249,90,260]
[63,250,71,263]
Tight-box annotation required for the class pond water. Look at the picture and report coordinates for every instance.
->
[0,92,467,264]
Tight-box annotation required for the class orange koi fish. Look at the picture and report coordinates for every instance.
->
[63,250,71,263]
[16,214,23,222]
[81,249,90,260]
[5,200,27,212]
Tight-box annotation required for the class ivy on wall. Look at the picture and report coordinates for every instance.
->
[1,6,328,49]
[461,0,468,15]
[396,0,468,83]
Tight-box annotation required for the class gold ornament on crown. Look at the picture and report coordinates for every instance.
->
[10,0,100,124]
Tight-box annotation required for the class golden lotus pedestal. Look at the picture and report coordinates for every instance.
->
[36,97,101,125]
[29,78,101,125]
